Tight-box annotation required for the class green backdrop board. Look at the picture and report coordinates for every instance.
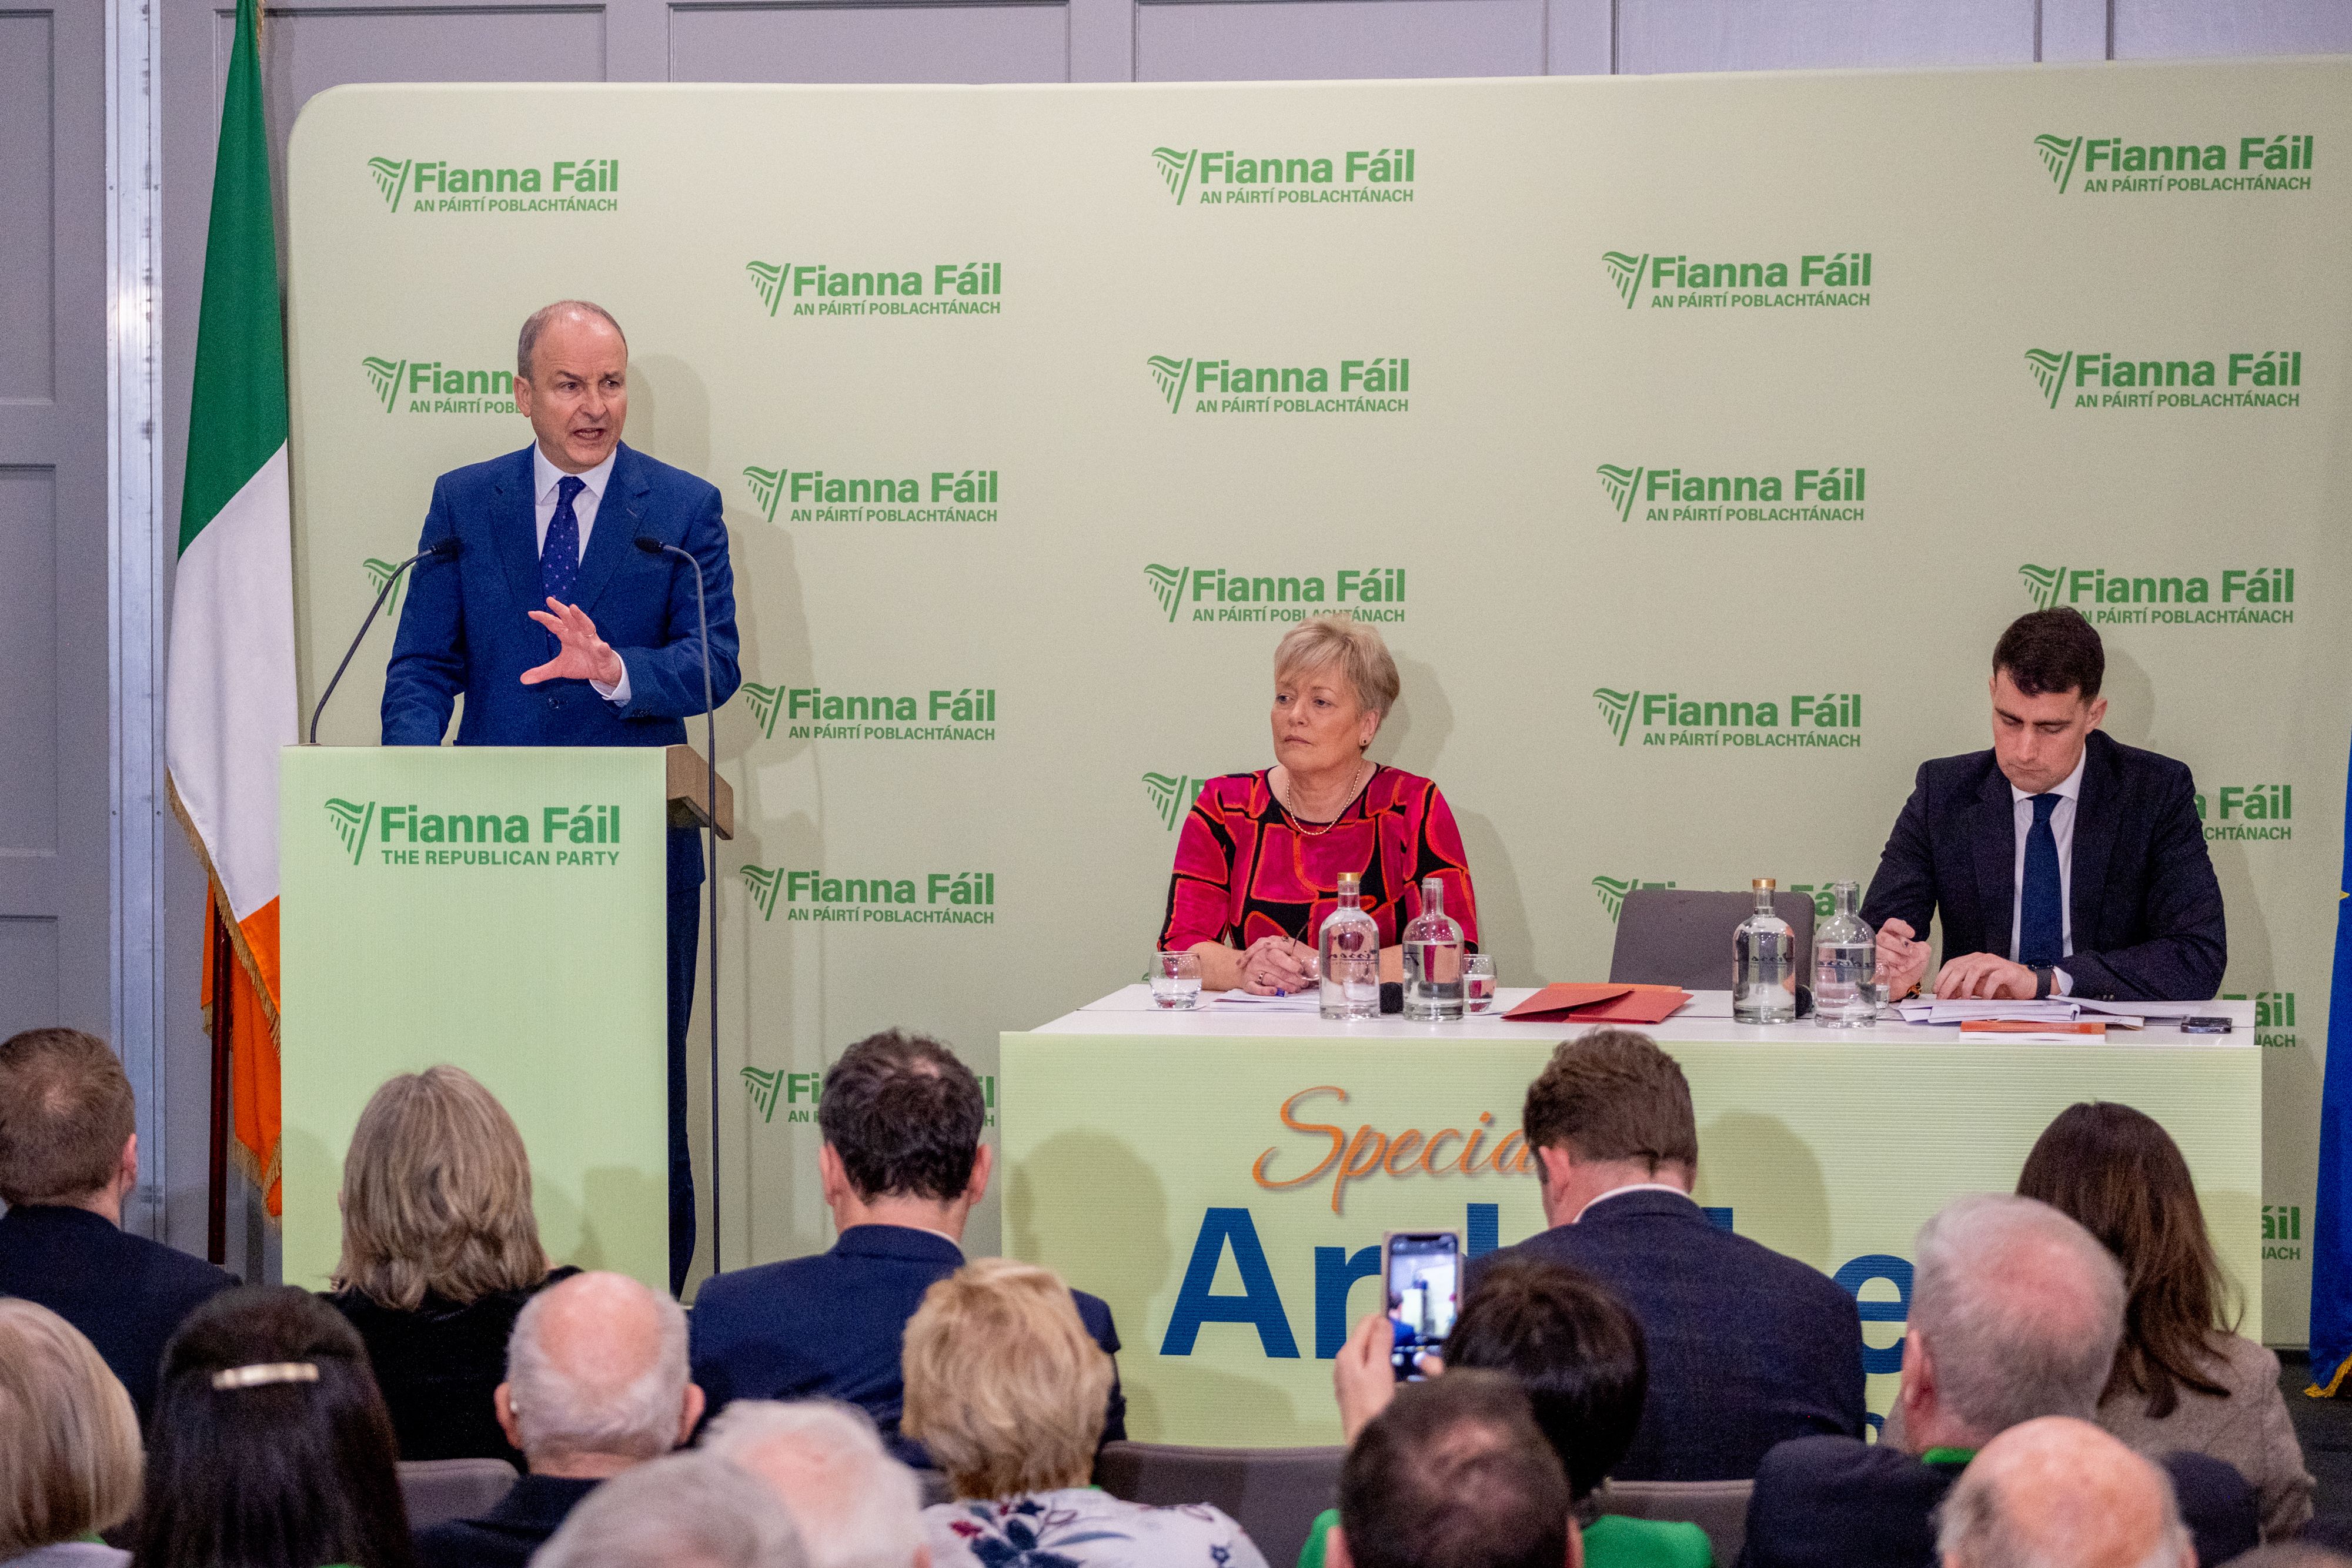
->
[283,62,2348,1325]
[1001,1007,2263,1446]
[279,746,669,1292]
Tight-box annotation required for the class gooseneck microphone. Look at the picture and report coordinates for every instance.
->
[309,537,462,744]
[636,533,723,1273]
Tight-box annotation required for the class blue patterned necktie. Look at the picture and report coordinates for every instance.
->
[541,475,586,604]
[2019,792,2064,967]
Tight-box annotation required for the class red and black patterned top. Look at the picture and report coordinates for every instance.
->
[1158,766,1479,953]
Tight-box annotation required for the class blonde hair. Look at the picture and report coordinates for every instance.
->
[0,1299,142,1556]
[1274,614,1401,720]
[900,1259,1112,1500]
[332,1065,548,1309]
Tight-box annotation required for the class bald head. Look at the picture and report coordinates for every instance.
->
[1938,1417,2191,1568]
[502,1271,701,1473]
[703,1402,924,1568]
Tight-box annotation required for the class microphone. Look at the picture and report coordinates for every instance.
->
[637,533,725,1273]
[309,537,462,744]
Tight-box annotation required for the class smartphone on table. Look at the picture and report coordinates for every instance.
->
[1382,1229,1462,1382]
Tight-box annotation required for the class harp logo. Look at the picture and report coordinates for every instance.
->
[2016,564,2295,623]
[744,466,785,521]
[1598,463,1865,522]
[369,158,412,210]
[366,156,618,213]
[747,262,790,316]
[1597,466,1642,521]
[743,463,1000,524]
[1144,773,1210,831]
[1602,249,1871,310]
[744,259,1004,318]
[363,356,516,416]
[2035,132,2314,196]
[1154,148,1200,204]
[739,867,998,924]
[1602,252,1647,309]
[2034,135,2084,193]
[1149,355,1409,414]
[741,1067,784,1124]
[1592,689,1637,745]
[1591,688,1865,749]
[1591,875,1676,922]
[2027,347,2301,409]
[1146,564,1406,625]
[2025,350,2074,409]
[741,866,783,920]
[2019,564,2066,610]
[1148,356,1192,413]
[363,358,407,413]
[739,681,997,740]
[1146,565,1190,621]
[741,684,785,738]
[325,799,376,866]
[362,558,407,615]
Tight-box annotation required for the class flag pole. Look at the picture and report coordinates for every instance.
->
[206,906,233,1265]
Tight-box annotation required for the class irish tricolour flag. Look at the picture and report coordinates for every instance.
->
[165,0,295,1211]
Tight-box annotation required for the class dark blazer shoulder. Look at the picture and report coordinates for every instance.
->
[1915,747,2003,798]
[437,445,533,503]
[614,443,721,508]
[1071,1288,1121,1355]
[2087,728,2193,790]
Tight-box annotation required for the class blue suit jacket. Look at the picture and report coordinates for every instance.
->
[1859,729,2226,1001]
[1477,1191,1866,1482]
[380,442,740,889]
[689,1225,1128,1469]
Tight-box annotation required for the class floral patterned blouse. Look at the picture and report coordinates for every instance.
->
[1158,767,1479,954]
[926,1490,1270,1568]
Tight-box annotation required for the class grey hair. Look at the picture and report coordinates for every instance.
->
[1912,1194,2126,1441]
[506,1272,690,1463]
[535,1451,809,1568]
[517,299,627,382]
[702,1401,924,1568]
[1935,1444,2189,1568]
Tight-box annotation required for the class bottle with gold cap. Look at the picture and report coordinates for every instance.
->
[1732,877,1797,1025]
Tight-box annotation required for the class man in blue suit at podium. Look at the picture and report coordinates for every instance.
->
[382,299,740,1294]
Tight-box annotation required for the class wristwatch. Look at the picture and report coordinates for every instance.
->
[2032,965,2054,999]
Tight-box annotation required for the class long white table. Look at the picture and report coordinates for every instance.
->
[1001,989,2259,1447]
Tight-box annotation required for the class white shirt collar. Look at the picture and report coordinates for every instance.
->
[1572,1182,1693,1223]
[533,443,616,505]
[2010,744,2089,807]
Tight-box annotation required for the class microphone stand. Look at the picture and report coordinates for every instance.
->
[638,536,721,1277]
[310,539,457,744]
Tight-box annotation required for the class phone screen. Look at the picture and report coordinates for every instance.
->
[1384,1231,1461,1381]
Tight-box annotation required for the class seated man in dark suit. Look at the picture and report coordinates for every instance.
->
[415,1271,703,1568]
[0,1027,235,1422]
[1474,1028,1865,1480]
[1864,607,2225,1002]
[1742,1193,2257,1568]
[689,1029,1125,1467]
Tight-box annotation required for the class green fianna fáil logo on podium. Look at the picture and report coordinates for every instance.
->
[1143,773,1209,831]
[325,798,375,865]
[741,1066,784,1124]
[1153,148,1200,204]
[363,557,406,613]
[369,158,413,210]
[2034,135,2085,193]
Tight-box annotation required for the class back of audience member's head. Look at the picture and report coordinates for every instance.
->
[536,1450,810,1568]
[703,1400,925,1568]
[1910,1194,2126,1444]
[901,1257,1110,1500]
[2224,1549,2352,1567]
[132,1285,413,1568]
[505,1270,700,1469]
[1444,1257,1645,1503]
[2016,1101,2237,1417]
[818,1031,983,1202]
[1334,1370,1575,1568]
[0,1027,135,1208]
[1521,1029,1697,1179]
[0,1299,142,1557]
[333,1064,548,1310]
[1936,1416,2191,1568]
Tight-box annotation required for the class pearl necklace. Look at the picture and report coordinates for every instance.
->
[1277,761,1371,838]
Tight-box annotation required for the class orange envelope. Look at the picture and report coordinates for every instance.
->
[1957,1018,2107,1035]
[1504,982,1690,1025]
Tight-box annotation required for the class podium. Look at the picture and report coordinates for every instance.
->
[279,747,671,1292]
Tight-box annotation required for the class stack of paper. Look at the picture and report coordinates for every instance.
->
[1212,990,1321,1014]
[1892,997,2145,1031]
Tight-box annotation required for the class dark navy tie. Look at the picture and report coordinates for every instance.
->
[2019,793,2064,967]
[541,475,585,604]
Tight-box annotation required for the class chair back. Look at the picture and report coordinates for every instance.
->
[1592,1477,1753,1567]
[396,1456,519,1531]
[1608,889,1818,993]
[1094,1442,1342,1568]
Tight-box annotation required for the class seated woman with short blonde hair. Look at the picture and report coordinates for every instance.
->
[905,1259,1268,1568]
[0,1300,142,1568]
[1161,614,1478,994]
[323,1064,574,1463]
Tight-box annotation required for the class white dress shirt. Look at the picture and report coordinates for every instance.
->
[2008,747,2086,994]
[530,444,629,705]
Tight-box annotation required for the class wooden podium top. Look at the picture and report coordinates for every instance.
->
[666,744,733,840]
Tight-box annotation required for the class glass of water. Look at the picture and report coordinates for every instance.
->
[1152,950,1202,1010]
[1463,954,1498,1013]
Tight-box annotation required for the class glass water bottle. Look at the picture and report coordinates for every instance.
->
[1732,877,1797,1025]
[1318,872,1381,1021]
[1402,877,1466,1022]
[1812,880,1878,1028]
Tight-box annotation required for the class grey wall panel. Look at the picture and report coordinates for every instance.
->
[0,467,58,855]
[1136,0,1544,81]
[0,12,55,401]
[1617,0,2037,74]
[2114,0,2352,59]
[670,4,1071,83]
[0,919,61,1043]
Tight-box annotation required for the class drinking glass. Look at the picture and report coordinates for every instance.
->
[1463,954,1498,1013]
[1152,950,1202,1009]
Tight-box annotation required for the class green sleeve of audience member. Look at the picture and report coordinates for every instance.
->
[1295,1509,1339,1568]
[1579,1515,1714,1568]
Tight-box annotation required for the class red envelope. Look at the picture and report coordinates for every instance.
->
[1502,984,1635,1021]
[1569,985,1692,1025]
